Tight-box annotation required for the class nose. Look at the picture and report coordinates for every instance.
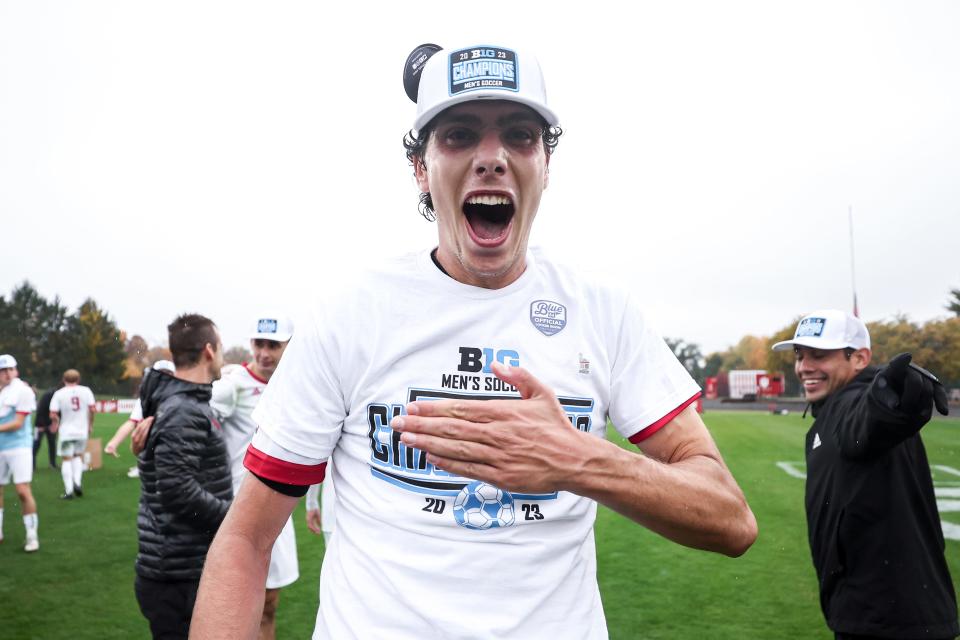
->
[473,130,507,177]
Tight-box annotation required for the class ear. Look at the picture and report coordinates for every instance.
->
[203,343,216,362]
[414,155,430,193]
[852,348,871,372]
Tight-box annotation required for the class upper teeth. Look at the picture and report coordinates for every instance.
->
[466,195,511,206]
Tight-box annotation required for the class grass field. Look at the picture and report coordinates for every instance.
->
[1,410,958,639]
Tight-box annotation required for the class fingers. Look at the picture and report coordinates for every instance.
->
[305,511,322,535]
[900,367,925,413]
[490,362,551,401]
[884,352,913,391]
[397,430,501,464]
[933,384,949,416]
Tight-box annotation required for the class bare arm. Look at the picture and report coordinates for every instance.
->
[393,362,757,557]
[88,405,96,437]
[0,413,26,433]
[49,411,60,433]
[191,475,298,639]
[105,419,136,456]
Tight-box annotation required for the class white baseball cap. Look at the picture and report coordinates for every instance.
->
[250,314,293,342]
[153,359,175,373]
[413,44,559,135]
[772,309,871,352]
[0,354,17,369]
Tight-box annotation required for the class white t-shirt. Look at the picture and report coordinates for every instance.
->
[0,379,37,451]
[50,385,96,440]
[211,363,270,488]
[249,248,700,640]
[129,399,143,422]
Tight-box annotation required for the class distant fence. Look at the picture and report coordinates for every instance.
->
[95,399,137,413]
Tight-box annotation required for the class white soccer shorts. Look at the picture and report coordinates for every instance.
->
[0,448,34,484]
[57,438,87,457]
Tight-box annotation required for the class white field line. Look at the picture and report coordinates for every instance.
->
[942,522,960,541]
[933,465,960,477]
[776,462,960,541]
[775,461,806,479]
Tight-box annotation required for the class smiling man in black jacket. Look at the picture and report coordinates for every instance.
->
[134,313,232,640]
[773,309,956,640]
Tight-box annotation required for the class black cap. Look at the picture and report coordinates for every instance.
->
[402,43,442,103]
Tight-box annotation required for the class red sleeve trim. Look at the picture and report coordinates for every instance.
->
[16,411,31,416]
[244,364,269,384]
[243,445,326,485]
[628,391,701,445]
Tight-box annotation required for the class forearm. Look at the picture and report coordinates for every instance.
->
[0,415,25,433]
[107,420,136,448]
[566,436,756,557]
[191,478,297,639]
[191,523,271,639]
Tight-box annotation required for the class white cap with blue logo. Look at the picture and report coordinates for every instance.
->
[772,309,871,352]
[408,43,560,135]
[250,314,294,343]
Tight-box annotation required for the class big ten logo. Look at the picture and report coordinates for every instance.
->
[457,347,519,374]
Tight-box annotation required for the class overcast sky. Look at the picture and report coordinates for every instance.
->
[2,1,958,356]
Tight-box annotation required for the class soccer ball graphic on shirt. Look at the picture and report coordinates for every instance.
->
[453,481,516,530]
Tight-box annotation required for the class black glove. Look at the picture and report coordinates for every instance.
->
[874,352,949,416]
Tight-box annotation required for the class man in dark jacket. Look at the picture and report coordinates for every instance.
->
[134,313,232,640]
[33,382,62,470]
[773,309,956,640]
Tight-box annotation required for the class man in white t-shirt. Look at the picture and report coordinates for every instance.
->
[0,354,40,552]
[209,314,296,640]
[193,43,758,639]
[49,369,96,499]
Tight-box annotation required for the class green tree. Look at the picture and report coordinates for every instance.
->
[947,288,960,316]
[66,298,127,394]
[0,281,73,388]
[665,338,705,386]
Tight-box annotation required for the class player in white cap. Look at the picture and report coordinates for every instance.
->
[208,314,297,640]
[0,354,40,552]
[49,369,96,499]
[193,43,757,638]
[772,309,956,639]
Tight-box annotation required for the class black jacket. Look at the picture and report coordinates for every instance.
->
[806,365,958,638]
[35,386,59,428]
[135,369,233,582]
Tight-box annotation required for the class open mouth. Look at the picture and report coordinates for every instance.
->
[463,194,515,244]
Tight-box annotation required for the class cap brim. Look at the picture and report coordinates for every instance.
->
[771,337,854,352]
[250,333,292,343]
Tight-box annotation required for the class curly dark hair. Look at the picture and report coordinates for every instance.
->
[402,118,563,221]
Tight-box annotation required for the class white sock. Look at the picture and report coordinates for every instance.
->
[72,456,84,488]
[24,513,38,536]
[0,507,4,535]
[62,460,74,494]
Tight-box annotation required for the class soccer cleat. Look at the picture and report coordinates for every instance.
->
[24,536,39,552]
[127,466,140,478]
[74,486,83,497]
[60,493,74,500]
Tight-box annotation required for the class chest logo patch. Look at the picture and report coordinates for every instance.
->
[812,432,822,450]
[530,300,566,336]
